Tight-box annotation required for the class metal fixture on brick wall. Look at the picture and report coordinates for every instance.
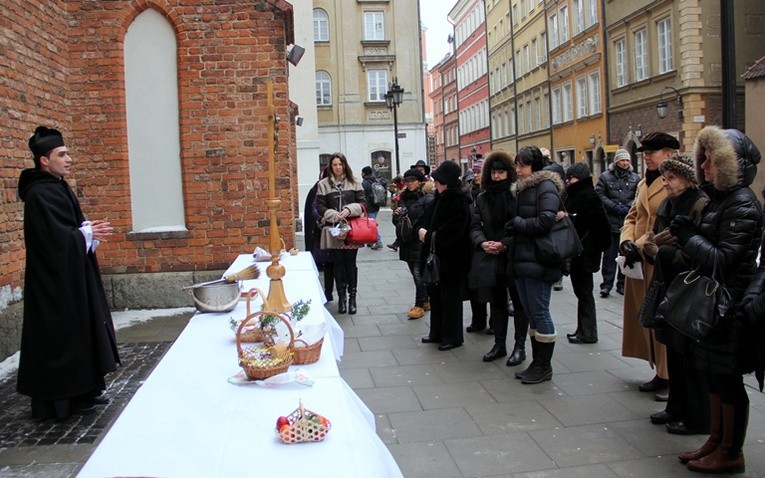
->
[656,86,683,120]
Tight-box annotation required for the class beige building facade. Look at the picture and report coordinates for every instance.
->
[313,0,426,180]
[486,0,517,155]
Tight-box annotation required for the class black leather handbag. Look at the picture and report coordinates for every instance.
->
[534,193,583,265]
[655,260,732,341]
[422,231,441,286]
[638,279,667,329]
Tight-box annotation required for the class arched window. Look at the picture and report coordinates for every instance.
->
[315,71,332,106]
[124,9,185,233]
[313,9,329,42]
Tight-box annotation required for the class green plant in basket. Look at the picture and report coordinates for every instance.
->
[259,300,312,343]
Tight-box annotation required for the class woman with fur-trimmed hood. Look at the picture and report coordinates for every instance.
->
[469,151,530,367]
[668,126,763,474]
[502,146,566,384]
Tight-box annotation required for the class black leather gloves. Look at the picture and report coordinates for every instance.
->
[669,215,695,245]
[620,240,642,269]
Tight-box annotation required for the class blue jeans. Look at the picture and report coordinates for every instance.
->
[367,210,382,243]
[515,278,555,337]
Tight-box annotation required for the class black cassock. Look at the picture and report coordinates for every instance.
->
[17,169,119,410]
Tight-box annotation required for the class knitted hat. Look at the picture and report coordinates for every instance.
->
[472,158,484,173]
[566,162,591,180]
[431,160,462,187]
[637,132,680,152]
[660,153,697,186]
[361,166,373,176]
[403,168,425,182]
[29,126,65,158]
[613,148,631,162]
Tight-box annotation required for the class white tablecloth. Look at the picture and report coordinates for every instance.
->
[78,253,402,478]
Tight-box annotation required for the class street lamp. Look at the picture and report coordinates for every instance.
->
[656,86,683,120]
[385,77,404,176]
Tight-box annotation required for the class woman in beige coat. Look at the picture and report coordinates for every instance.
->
[619,132,679,393]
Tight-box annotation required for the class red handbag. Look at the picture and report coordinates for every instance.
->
[346,204,378,245]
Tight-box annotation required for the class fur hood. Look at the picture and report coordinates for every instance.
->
[516,169,566,195]
[479,151,516,190]
[693,125,761,191]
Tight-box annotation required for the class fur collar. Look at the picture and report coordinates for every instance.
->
[693,125,740,191]
[516,170,566,194]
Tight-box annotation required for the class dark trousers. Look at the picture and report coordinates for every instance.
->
[491,281,529,346]
[407,261,428,307]
[469,294,488,329]
[665,338,710,431]
[570,257,597,340]
[509,281,529,344]
[332,249,358,291]
[427,279,464,346]
[600,231,624,293]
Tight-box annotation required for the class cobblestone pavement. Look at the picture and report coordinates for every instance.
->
[0,342,171,450]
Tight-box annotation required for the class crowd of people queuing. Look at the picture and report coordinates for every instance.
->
[305,124,765,474]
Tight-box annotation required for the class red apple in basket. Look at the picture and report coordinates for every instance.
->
[276,416,290,430]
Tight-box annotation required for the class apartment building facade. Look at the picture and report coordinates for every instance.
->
[604,0,765,174]
[450,0,491,172]
[486,0,517,154]
[547,0,609,173]
[313,0,426,181]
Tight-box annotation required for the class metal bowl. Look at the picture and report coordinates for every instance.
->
[190,282,241,313]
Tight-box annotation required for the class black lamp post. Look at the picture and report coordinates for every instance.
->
[385,77,404,176]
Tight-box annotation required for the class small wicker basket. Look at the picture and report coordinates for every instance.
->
[236,310,294,381]
[291,337,324,365]
[275,401,332,444]
[235,288,269,342]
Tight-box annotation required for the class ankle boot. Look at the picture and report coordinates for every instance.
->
[680,393,721,463]
[687,402,747,474]
[482,344,507,362]
[348,292,357,315]
[515,334,537,380]
[323,265,335,302]
[521,340,554,384]
[337,284,348,314]
[506,341,526,366]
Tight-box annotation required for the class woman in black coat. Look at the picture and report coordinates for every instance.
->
[670,126,763,474]
[418,161,472,351]
[392,168,434,319]
[469,151,529,366]
[502,146,566,384]
[563,163,611,344]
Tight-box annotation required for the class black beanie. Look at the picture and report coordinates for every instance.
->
[566,162,591,180]
[431,161,462,187]
[403,168,425,182]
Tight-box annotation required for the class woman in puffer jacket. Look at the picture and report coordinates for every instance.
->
[669,126,763,474]
[502,146,565,384]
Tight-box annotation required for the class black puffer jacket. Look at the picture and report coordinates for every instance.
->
[503,170,566,282]
[596,163,640,233]
[565,178,611,273]
[682,126,763,378]
[393,185,434,263]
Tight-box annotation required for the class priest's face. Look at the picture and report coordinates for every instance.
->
[41,146,72,178]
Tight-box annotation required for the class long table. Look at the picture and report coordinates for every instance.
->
[77,252,403,478]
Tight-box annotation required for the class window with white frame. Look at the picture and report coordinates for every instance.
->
[543,93,550,127]
[634,28,648,81]
[588,70,601,114]
[523,44,530,73]
[526,100,532,133]
[559,5,569,44]
[563,82,573,122]
[510,105,516,134]
[573,0,584,35]
[315,70,332,106]
[552,87,561,124]
[508,58,514,82]
[515,49,522,77]
[615,39,626,87]
[585,0,597,28]
[364,11,384,41]
[576,75,587,118]
[313,9,329,42]
[367,69,387,102]
[534,97,541,131]
[531,38,538,68]
[657,17,673,74]
[549,13,559,49]
[512,3,519,25]
[540,32,547,63]
[518,103,525,134]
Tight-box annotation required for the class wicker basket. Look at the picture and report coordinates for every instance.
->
[236,310,294,381]
[291,337,324,365]
[235,288,269,342]
[275,401,332,444]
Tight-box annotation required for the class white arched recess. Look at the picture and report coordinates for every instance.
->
[124,9,186,232]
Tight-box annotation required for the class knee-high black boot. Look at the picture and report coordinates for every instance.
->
[348,266,358,315]
[323,264,335,302]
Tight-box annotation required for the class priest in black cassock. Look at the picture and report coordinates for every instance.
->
[17,126,120,420]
